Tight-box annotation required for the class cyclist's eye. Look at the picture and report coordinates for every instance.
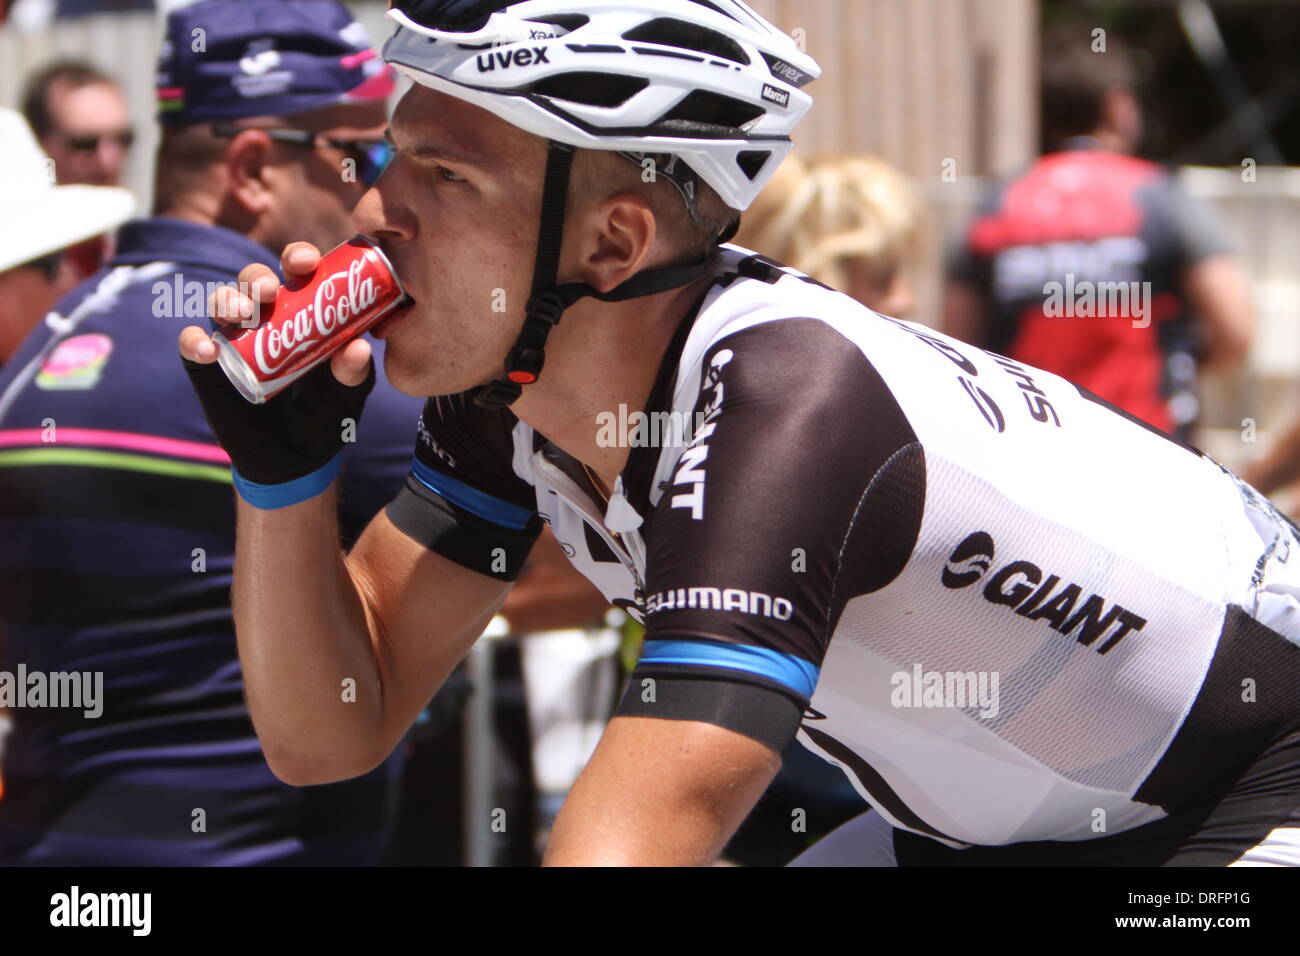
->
[437,165,467,183]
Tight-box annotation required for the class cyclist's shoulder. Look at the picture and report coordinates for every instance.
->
[660,252,919,451]
[682,244,886,376]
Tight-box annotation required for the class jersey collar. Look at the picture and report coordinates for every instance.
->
[108,217,280,277]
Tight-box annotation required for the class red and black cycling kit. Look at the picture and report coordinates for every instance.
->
[949,143,1233,439]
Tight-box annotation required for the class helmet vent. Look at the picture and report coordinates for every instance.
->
[736,150,770,180]
[530,13,589,31]
[659,89,764,129]
[530,72,650,108]
[622,18,750,65]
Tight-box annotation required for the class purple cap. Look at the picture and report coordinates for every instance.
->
[156,0,396,125]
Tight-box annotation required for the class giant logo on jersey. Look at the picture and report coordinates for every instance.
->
[941,531,995,588]
[940,531,1147,655]
[670,348,733,520]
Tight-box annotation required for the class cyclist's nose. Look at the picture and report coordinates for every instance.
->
[353,181,415,243]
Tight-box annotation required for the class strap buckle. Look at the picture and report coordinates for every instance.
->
[505,346,545,384]
[525,290,567,327]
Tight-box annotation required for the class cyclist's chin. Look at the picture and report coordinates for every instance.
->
[378,336,480,400]
[376,336,426,396]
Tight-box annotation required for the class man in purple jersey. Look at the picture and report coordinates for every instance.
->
[0,0,422,865]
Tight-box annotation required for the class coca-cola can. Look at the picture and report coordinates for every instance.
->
[213,235,409,404]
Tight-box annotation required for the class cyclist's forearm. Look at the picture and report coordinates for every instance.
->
[231,484,388,783]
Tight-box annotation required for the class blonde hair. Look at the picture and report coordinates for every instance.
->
[735,154,918,295]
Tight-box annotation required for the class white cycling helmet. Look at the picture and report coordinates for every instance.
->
[380,0,821,407]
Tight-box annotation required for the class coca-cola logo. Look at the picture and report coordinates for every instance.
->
[252,256,379,374]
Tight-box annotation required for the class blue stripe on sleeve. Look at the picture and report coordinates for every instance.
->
[639,639,820,699]
[410,457,533,531]
[232,452,343,510]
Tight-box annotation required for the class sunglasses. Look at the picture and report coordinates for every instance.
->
[64,130,135,153]
[20,251,64,281]
[211,124,395,187]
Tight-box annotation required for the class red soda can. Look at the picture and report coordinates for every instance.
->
[213,235,408,403]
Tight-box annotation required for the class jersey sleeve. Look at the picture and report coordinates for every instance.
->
[384,390,542,581]
[1139,175,1236,269]
[615,317,924,752]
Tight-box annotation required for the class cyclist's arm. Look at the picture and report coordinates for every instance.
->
[1181,254,1253,369]
[544,716,779,865]
[544,315,917,864]
[234,492,510,785]
[236,391,541,786]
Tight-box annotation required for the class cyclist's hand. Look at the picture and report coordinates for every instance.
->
[177,242,376,487]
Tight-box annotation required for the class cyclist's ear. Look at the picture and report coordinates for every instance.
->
[574,192,657,296]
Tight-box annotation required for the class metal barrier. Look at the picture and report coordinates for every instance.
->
[461,617,507,868]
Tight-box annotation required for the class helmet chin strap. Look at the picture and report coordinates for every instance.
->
[472,140,726,411]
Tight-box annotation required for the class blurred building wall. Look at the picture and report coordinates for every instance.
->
[0,1,1040,206]
[749,0,1039,178]
[745,0,1039,338]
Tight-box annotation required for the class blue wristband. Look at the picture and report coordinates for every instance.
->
[232,451,344,510]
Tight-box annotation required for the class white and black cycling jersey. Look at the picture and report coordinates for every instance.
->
[386,243,1300,849]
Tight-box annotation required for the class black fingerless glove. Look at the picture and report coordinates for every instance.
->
[182,355,376,509]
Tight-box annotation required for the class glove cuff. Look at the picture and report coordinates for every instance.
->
[232,451,344,510]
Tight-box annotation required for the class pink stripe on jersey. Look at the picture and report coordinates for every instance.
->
[0,428,231,464]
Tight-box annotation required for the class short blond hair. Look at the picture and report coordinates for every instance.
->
[734,154,918,294]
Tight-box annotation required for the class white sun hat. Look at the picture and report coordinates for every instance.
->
[0,108,135,274]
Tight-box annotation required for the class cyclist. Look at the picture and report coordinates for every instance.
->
[179,0,1299,866]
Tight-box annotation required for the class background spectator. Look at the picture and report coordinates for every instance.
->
[23,60,132,188]
[734,153,920,317]
[21,60,133,280]
[0,107,133,367]
[943,27,1254,441]
[0,0,418,865]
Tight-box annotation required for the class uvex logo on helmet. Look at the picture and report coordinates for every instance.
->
[475,46,551,72]
[940,531,1148,655]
